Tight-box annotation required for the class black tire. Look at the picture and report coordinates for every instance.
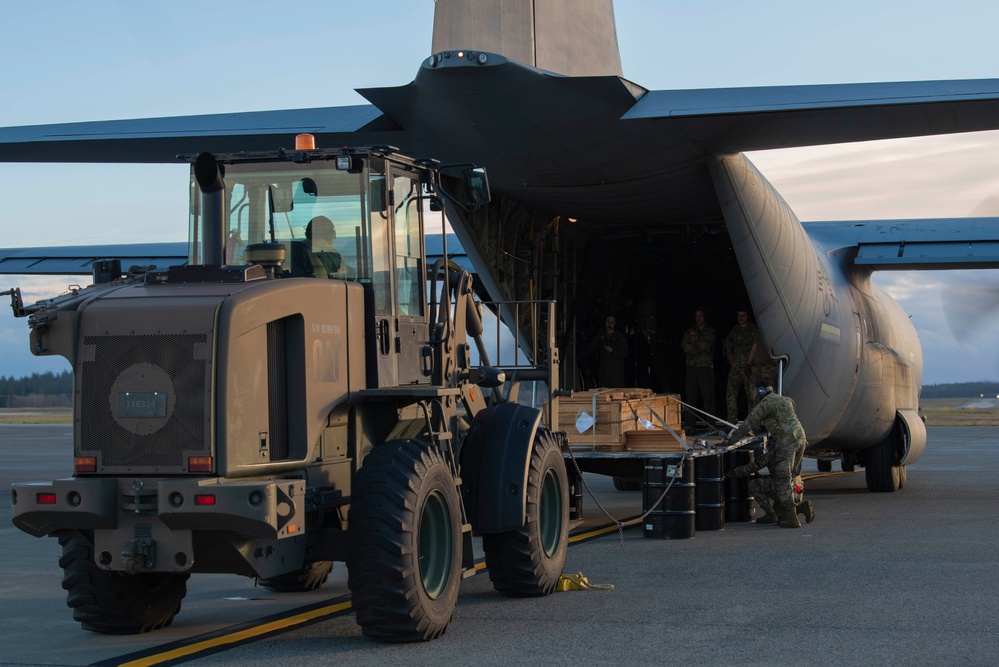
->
[841,452,857,473]
[865,432,901,492]
[258,561,333,593]
[59,533,188,634]
[482,429,569,597]
[612,476,641,491]
[817,459,833,473]
[347,440,462,642]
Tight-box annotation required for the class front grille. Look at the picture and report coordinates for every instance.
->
[79,334,210,473]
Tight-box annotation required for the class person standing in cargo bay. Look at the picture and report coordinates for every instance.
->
[584,314,629,388]
[681,307,717,422]
[723,308,758,422]
[725,380,813,528]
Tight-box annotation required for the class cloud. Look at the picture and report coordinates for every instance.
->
[0,276,78,378]
[747,131,999,221]
[873,270,999,383]
[748,133,999,384]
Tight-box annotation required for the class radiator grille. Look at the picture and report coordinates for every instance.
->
[79,334,210,473]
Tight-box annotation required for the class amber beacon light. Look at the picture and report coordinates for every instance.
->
[295,133,316,150]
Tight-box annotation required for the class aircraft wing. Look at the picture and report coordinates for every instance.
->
[0,237,477,278]
[0,243,188,275]
[1,67,997,167]
[2,56,999,228]
[624,78,999,152]
[0,105,399,163]
[803,218,999,270]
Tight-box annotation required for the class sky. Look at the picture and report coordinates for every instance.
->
[1,0,998,384]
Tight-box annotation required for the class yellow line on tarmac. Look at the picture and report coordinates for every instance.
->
[568,516,643,543]
[117,600,353,667]
[118,518,640,665]
[802,470,857,481]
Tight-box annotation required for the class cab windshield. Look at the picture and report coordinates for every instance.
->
[188,159,367,281]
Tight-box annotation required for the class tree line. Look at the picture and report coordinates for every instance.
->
[0,369,995,401]
[1,370,73,396]
[0,370,73,407]
[919,381,999,399]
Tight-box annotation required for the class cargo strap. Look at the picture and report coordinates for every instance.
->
[639,398,690,451]
[675,397,736,433]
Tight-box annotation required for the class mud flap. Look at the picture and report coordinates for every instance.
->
[459,403,541,533]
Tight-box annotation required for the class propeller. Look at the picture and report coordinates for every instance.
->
[939,194,999,376]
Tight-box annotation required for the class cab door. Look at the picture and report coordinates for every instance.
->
[367,162,429,387]
[391,169,430,385]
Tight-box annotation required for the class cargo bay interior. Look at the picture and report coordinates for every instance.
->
[451,192,756,421]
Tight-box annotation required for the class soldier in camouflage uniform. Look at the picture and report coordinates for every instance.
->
[681,307,717,421]
[589,314,629,388]
[724,380,814,528]
[749,326,777,393]
[723,309,758,422]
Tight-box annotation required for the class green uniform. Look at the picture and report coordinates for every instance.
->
[724,322,757,422]
[596,330,629,388]
[726,392,807,513]
[749,327,777,391]
[681,324,717,416]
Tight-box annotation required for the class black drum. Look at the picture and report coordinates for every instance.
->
[724,449,756,522]
[642,456,695,539]
[695,452,725,531]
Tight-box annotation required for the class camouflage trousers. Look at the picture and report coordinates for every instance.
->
[747,463,802,515]
[726,364,755,422]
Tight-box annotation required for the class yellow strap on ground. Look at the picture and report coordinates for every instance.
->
[556,572,615,592]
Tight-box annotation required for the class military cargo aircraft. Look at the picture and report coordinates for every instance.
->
[2,0,999,494]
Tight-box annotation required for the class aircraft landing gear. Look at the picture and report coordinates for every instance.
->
[865,431,903,493]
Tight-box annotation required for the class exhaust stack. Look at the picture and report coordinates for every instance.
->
[194,152,226,265]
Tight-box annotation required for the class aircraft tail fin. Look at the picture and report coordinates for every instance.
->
[709,153,849,433]
[432,0,623,77]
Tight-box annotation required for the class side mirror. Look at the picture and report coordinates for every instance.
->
[369,175,386,213]
[462,167,490,209]
[433,163,490,213]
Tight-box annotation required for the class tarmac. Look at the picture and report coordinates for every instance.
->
[2,425,998,666]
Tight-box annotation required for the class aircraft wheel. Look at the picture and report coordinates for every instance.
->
[841,452,857,472]
[259,561,333,593]
[59,532,189,634]
[612,476,641,491]
[865,433,901,492]
[482,429,569,597]
[817,459,832,473]
[347,439,461,642]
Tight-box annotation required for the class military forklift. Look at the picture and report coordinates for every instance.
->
[9,137,568,642]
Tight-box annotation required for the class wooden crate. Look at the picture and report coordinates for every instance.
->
[624,429,688,452]
[552,391,682,450]
[633,394,682,431]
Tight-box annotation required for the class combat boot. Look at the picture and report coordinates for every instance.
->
[796,500,815,524]
[756,510,778,525]
[778,506,801,528]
